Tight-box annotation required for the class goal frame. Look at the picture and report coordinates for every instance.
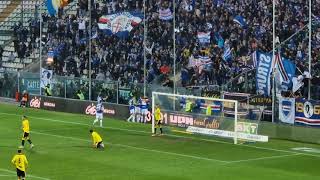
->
[152,91,239,144]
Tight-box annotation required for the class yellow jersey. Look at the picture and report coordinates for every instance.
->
[22,119,30,133]
[91,132,103,145]
[11,154,28,171]
[206,105,212,116]
[155,107,161,121]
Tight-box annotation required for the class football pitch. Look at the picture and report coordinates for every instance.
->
[0,103,319,180]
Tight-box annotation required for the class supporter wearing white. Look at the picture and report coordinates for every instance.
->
[127,98,136,122]
[78,19,86,30]
[93,103,104,127]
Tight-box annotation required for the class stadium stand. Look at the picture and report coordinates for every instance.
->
[0,0,319,99]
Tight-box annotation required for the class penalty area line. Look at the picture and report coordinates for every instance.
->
[0,168,51,180]
[226,153,301,164]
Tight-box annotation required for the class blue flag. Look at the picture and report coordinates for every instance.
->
[255,52,273,96]
[222,44,232,61]
[233,15,247,29]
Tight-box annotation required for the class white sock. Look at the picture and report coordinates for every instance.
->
[127,115,132,122]
[99,119,103,127]
[93,119,98,125]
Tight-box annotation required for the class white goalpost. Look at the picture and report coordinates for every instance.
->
[152,92,268,144]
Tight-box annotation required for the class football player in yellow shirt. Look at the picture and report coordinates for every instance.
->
[90,129,104,149]
[11,149,28,180]
[21,116,34,149]
[152,105,163,136]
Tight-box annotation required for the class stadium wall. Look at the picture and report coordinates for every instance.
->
[259,121,320,144]
[28,95,129,120]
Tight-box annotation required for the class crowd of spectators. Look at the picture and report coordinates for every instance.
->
[1,0,320,100]
[176,0,320,88]
[42,0,148,89]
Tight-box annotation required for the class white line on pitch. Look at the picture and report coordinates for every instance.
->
[0,174,15,177]
[31,131,229,163]
[1,112,320,158]
[226,153,301,164]
[0,168,51,180]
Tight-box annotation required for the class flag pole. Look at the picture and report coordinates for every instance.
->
[173,0,176,95]
[308,0,312,100]
[271,0,276,123]
[173,0,176,111]
[88,0,92,101]
[143,0,146,97]
[39,0,42,96]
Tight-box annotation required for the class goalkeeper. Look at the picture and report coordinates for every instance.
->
[89,129,105,149]
[152,105,163,136]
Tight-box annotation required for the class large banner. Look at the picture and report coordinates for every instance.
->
[20,78,40,95]
[255,52,296,95]
[279,97,295,124]
[255,52,273,96]
[28,95,129,120]
[98,12,143,38]
[40,68,53,88]
[295,98,320,126]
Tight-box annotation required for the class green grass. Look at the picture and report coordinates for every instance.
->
[0,103,320,180]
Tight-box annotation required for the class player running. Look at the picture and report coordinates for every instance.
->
[90,129,105,149]
[11,149,28,180]
[127,97,136,122]
[20,116,34,149]
[152,105,163,136]
[93,102,104,127]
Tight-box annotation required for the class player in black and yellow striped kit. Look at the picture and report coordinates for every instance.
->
[11,149,28,180]
[152,105,163,136]
[20,116,34,149]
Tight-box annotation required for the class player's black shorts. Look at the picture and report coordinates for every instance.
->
[156,120,161,125]
[16,168,25,177]
[23,132,29,138]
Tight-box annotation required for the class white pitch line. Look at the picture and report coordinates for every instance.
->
[31,131,229,164]
[0,174,15,177]
[1,112,320,158]
[0,168,51,180]
[226,153,302,164]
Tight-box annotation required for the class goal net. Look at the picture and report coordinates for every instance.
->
[152,92,268,144]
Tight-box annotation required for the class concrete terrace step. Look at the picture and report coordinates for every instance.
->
[0,0,22,22]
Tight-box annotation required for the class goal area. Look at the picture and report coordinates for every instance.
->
[152,92,268,144]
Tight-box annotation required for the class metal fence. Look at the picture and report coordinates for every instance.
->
[1,71,186,105]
